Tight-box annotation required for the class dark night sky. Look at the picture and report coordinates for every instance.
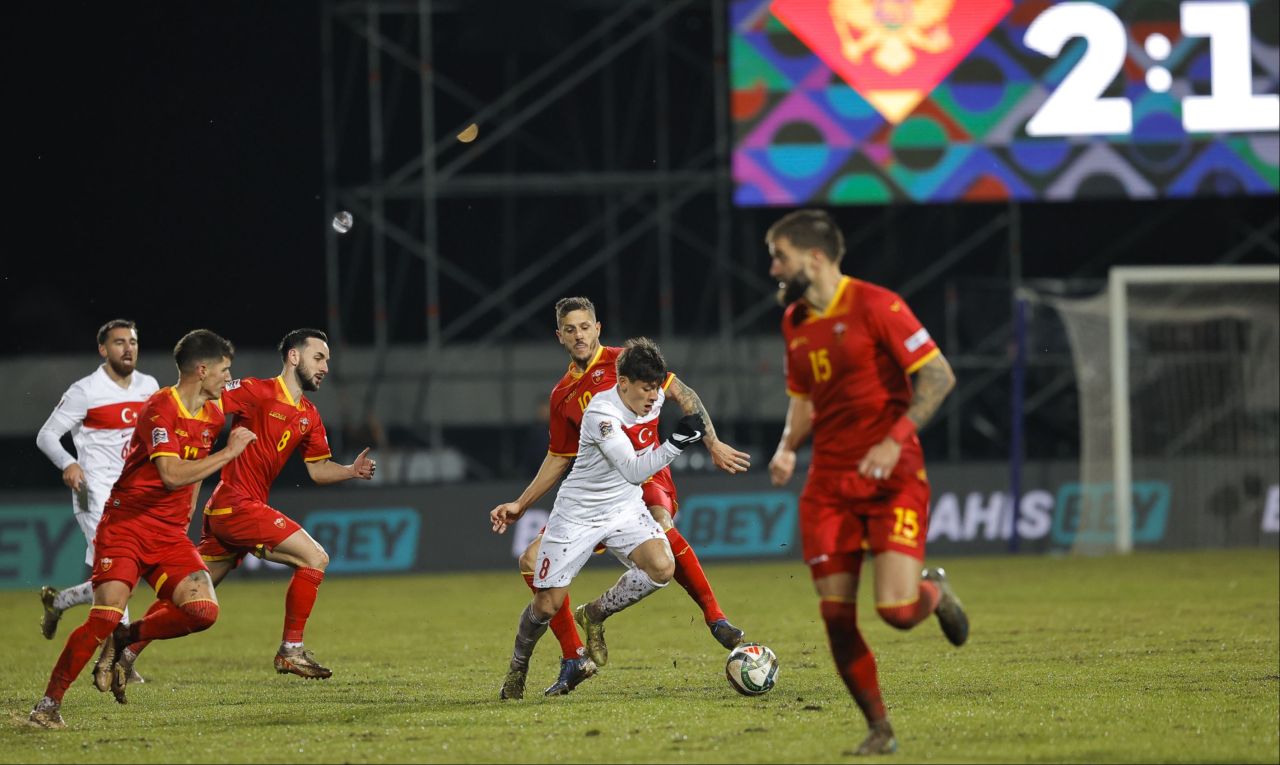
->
[7,3,1277,359]
[8,4,328,356]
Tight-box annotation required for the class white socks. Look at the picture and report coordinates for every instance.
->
[591,568,667,620]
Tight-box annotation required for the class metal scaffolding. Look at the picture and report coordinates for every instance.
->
[318,0,1280,478]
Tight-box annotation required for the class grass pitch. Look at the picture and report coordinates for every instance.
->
[1,549,1277,763]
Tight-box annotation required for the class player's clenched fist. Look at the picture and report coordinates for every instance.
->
[768,447,796,487]
[490,501,525,534]
[225,427,258,457]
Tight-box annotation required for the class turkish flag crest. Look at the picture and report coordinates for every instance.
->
[769,0,1011,123]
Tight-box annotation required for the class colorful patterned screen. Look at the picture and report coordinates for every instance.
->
[731,0,1280,205]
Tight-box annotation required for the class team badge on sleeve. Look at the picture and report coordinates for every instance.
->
[904,328,931,353]
[152,427,170,447]
[225,379,242,390]
[599,420,613,438]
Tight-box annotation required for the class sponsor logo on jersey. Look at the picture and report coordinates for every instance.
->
[599,420,613,438]
[270,411,287,421]
[152,428,169,447]
[788,336,809,350]
[591,368,606,384]
[890,300,902,312]
[174,429,189,438]
[904,327,931,353]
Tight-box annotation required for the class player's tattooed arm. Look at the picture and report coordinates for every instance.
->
[905,352,956,431]
[666,376,718,443]
[667,375,751,475]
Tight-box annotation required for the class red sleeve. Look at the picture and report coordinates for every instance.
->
[301,410,333,463]
[869,290,939,374]
[782,308,812,398]
[144,395,182,461]
[547,395,578,457]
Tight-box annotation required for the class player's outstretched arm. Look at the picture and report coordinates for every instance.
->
[154,427,258,490]
[490,452,573,534]
[770,395,813,487]
[306,447,377,485]
[666,375,751,474]
[857,351,956,480]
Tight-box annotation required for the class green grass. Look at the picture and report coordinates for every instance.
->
[2,549,1277,763]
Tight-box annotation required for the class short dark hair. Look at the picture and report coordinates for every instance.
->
[555,297,597,326]
[97,319,136,347]
[278,328,329,362]
[173,330,235,374]
[616,337,667,385]
[766,209,845,264]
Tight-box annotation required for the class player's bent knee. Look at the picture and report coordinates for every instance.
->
[310,546,331,571]
[179,599,220,632]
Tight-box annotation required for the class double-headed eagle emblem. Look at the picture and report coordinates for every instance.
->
[830,0,955,75]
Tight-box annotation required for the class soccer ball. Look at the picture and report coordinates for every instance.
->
[725,642,778,696]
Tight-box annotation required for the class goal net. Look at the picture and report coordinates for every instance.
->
[1042,266,1279,554]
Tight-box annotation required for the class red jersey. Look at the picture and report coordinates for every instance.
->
[105,387,226,529]
[782,277,939,471]
[211,376,332,505]
[546,345,676,492]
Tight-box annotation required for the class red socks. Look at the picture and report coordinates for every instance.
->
[43,606,122,703]
[820,599,887,724]
[523,572,584,660]
[666,527,725,623]
[876,580,940,630]
[283,567,325,643]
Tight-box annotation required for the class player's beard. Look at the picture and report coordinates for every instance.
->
[106,356,134,378]
[295,365,320,392]
[776,273,810,306]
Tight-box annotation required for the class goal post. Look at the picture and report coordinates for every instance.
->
[1039,265,1279,555]
[1108,266,1280,553]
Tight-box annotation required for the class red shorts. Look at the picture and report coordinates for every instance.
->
[641,479,679,516]
[91,514,207,601]
[800,466,931,579]
[198,497,302,569]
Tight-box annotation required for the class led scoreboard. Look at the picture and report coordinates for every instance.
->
[731,0,1280,204]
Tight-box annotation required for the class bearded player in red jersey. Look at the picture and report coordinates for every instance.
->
[118,329,375,682]
[28,330,257,729]
[489,296,752,697]
[765,210,968,757]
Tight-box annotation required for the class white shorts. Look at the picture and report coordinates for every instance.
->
[534,503,666,589]
[72,482,110,566]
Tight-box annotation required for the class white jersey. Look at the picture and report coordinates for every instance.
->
[36,365,160,492]
[552,384,681,524]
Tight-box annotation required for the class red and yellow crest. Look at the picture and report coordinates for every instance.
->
[770,0,1011,123]
[591,368,606,385]
[98,557,113,573]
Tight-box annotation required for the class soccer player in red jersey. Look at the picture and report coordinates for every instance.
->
[28,329,256,729]
[122,329,375,681]
[764,210,968,756]
[490,296,752,696]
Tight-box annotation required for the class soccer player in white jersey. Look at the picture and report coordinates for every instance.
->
[35,319,159,645]
[490,337,749,699]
